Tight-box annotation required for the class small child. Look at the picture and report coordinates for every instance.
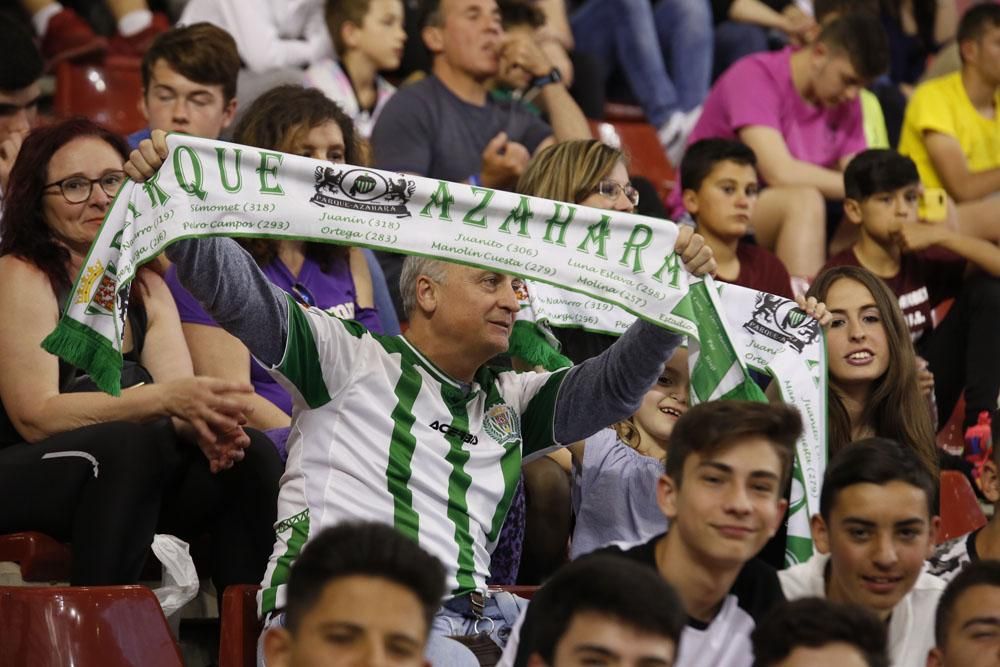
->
[929,408,1000,581]
[305,0,406,139]
[681,138,794,299]
[823,148,1000,429]
[568,346,689,559]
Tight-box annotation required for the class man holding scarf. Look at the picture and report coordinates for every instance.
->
[124,131,716,666]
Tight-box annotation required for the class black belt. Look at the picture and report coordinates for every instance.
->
[442,590,486,617]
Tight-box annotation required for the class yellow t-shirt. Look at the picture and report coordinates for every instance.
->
[898,72,1000,189]
[861,89,889,149]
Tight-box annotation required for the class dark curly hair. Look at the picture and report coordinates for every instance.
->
[230,85,365,271]
[0,117,129,291]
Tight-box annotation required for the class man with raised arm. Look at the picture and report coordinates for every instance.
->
[125,130,715,666]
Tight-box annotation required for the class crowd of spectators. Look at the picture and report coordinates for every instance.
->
[1,0,1000,665]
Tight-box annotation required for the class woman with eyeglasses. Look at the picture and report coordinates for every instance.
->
[515,139,641,365]
[164,85,387,459]
[0,118,282,588]
[485,139,652,585]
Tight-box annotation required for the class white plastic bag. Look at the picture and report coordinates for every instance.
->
[151,534,200,633]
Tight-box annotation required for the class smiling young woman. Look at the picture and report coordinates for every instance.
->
[807,265,938,475]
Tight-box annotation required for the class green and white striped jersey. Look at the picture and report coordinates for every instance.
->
[259,297,568,615]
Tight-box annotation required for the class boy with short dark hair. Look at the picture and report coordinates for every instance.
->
[505,400,801,667]
[779,437,945,665]
[262,521,446,667]
[823,148,1000,429]
[681,139,793,298]
[517,555,686,667]
[304,0,407,139]
[927,559,1000,667]
[751,597,889,667]
[128,23,242,148]
[929,409,1000,581]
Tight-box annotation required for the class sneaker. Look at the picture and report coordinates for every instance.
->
[108,12,170,58]
[40,8,107,69]
[659,106,702,168]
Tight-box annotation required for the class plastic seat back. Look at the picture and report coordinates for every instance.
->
[219,584,263,667]
[0,532,71,582]
[54,56,145,136]
[938,470,987,544]
[0,585,182,667]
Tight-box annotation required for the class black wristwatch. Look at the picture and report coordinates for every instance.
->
[530,67,562,89]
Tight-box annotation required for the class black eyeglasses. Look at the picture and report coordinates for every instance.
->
[592,179,639,207]
[290,282,316,307]
[44,171,127,204]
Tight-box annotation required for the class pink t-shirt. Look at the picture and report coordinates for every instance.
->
[690,47,865,166]
[668,48,865,216]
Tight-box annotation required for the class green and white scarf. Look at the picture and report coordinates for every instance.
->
[42,134,826,564]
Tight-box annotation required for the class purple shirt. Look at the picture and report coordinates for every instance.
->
[166,253,381,415]
[688,47,866,168]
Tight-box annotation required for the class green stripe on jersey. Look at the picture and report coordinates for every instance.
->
[261,509,310,614]
[386,364,423,541]
[482,378,522,543]
[278,296,333,409]
[442,396,477,595]
[486,440,521,543]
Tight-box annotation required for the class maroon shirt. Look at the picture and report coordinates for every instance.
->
[724,242,794,299]
[823,247,966,341]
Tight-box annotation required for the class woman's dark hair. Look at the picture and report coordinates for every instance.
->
[230,85,363,271]
[0,117,129,292]
[806,266,938,474]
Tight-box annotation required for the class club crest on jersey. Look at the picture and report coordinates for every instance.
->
[742,293,819,353]
[483,404,521,446]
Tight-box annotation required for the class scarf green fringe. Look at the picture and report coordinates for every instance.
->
[41,317,123,396]
[507,320,573,371]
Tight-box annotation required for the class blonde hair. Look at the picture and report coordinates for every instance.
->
[517,140,626,204]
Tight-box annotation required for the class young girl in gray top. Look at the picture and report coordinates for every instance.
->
[568,345,689,559]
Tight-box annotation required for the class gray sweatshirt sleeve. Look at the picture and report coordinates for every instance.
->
[165,237,289,366]
[552,321,682,444]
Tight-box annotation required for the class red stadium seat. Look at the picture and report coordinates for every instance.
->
[0,585,182,667]
[0,532,71,582]
[937,470,987,544]
[219,584,262,667]
[588,119,676,202]
[53,56,146,136]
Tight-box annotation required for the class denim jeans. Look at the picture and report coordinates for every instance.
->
[713,21,770,79]
[571,0,713,125]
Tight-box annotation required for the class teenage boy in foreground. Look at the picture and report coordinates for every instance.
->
[779,437,945,665]
[505,400,800,667]
[521,554,686,667]
[751,597,889,667]
[263,521,445,667]
[823,148,1000,429]
[927,559,1000,667]
[681,138,794,299]
[930,409,1000,581]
